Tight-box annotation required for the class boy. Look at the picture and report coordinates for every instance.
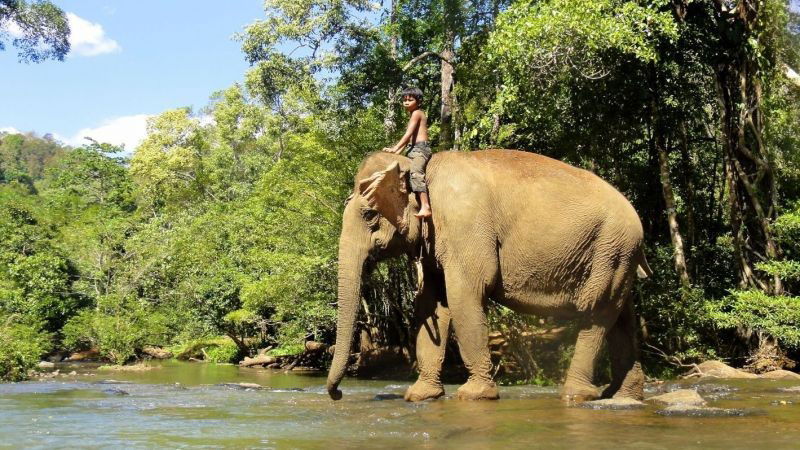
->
[383,87,432,218]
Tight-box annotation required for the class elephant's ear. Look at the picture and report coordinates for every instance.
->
[358,161,409,233]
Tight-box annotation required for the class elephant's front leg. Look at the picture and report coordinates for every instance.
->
[405,281,451,402]
[445,269,499,400]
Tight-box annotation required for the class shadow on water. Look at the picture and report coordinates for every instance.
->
[1,361,799,448]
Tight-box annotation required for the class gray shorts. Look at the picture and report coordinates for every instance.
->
[407,141,431,193]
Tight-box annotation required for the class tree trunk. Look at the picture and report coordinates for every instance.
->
[712,0,782,293]
[657,138,691,289]
[678,121,697,253]
[384,0,398,135]
[439,33,455,150]
[650,67,691,288]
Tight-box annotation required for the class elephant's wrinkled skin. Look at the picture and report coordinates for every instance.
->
[327,149,649,403]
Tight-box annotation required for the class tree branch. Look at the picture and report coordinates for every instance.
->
[402,51,452,72]
[782,63,800,90]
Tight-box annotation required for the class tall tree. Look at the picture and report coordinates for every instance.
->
[0,0,69,62]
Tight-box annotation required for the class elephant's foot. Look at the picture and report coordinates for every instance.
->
[404,379,445,402]
[602,363,645,401]
[560,384,599,404]
[456,379,499,401]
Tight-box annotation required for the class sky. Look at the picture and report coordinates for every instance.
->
[0,1,267,151]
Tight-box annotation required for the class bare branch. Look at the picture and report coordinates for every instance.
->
[402,51,452,72]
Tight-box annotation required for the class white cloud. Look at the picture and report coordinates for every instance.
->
[58,114,151,154]
[66,12,121,57]
[0,126,21,135]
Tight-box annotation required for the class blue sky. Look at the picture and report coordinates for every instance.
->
[1,1,267,150]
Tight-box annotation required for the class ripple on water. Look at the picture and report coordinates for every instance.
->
[3,362,800,448]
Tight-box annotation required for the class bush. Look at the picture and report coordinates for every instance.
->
[203,338,240,363]
[62,295,169,365]
[708,290,800,349]
[0,319,51,381]
[171,336,241,363]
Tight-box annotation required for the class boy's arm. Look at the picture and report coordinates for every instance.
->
[383,111,422,154]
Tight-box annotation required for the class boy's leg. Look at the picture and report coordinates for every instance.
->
[409,149,431,217]
[416,192,432,218]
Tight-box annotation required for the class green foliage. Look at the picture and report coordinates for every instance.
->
[41,140,134,210]
[203,338,241,363]
[708,290,800,348]
[0,187,79,331]
[0,0,70,63]
[4,0,800,380]
[706,204,800,350]
[61,295,169,365]
[0,319,51,381]
[267,343,305,357]
[170,336,239,362]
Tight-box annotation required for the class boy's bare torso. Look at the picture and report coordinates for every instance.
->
[408,109,428,145]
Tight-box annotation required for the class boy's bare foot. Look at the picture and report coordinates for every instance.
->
[415,192,432,218]
[415,206,431,218]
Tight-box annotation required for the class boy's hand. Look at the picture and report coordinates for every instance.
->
[382,147,395,153]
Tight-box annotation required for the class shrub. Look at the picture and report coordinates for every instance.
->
[62,295,169,365]
[708,290,800,349]
[0,319,51,381]
[203,338,240,363]
[171,336,241,363]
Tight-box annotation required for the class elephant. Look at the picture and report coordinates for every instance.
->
[326,149,650,403]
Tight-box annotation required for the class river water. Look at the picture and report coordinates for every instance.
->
[1,361,799,448]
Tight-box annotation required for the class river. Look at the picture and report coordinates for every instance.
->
[1,361,799,448]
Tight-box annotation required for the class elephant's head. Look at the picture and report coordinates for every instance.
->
[326,153,422,400]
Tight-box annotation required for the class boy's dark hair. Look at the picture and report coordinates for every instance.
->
[401,86,423,103]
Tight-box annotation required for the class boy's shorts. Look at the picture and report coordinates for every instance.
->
[407,141,431,193]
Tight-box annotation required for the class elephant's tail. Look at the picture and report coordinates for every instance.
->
[635,246,653,279]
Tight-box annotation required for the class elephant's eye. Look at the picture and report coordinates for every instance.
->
[363,209,379,222]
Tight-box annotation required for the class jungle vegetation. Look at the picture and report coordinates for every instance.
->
[2,0,800,382]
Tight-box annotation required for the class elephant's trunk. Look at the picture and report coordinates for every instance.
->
[326,217,371,400]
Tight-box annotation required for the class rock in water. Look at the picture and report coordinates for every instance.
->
[142,346,173,359]
[760,370,800,380]
[102,388,129,396]
[648,389,707,406]
[373,393,404,401]
[216,382,264,390]
[37,361,55,369]
[685,361,758,379]
[581,398,645,410]
[657,405,761,417]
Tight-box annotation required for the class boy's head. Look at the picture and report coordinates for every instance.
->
[401,87,423,110]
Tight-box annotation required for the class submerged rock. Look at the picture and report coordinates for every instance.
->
[37,361,55,369]
[780,386,800,393]
[216,382,264,390]
[656,405,762,417]
[648,389,707,406]
[102,388,129,396]
[373,393,404,401]
[581,398,645,410]
[760,370,800,380]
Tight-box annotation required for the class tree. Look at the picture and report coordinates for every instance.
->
[0,0,69,63]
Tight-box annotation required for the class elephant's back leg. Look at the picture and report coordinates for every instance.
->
[602,292,644,400]
[561,244,637,402]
